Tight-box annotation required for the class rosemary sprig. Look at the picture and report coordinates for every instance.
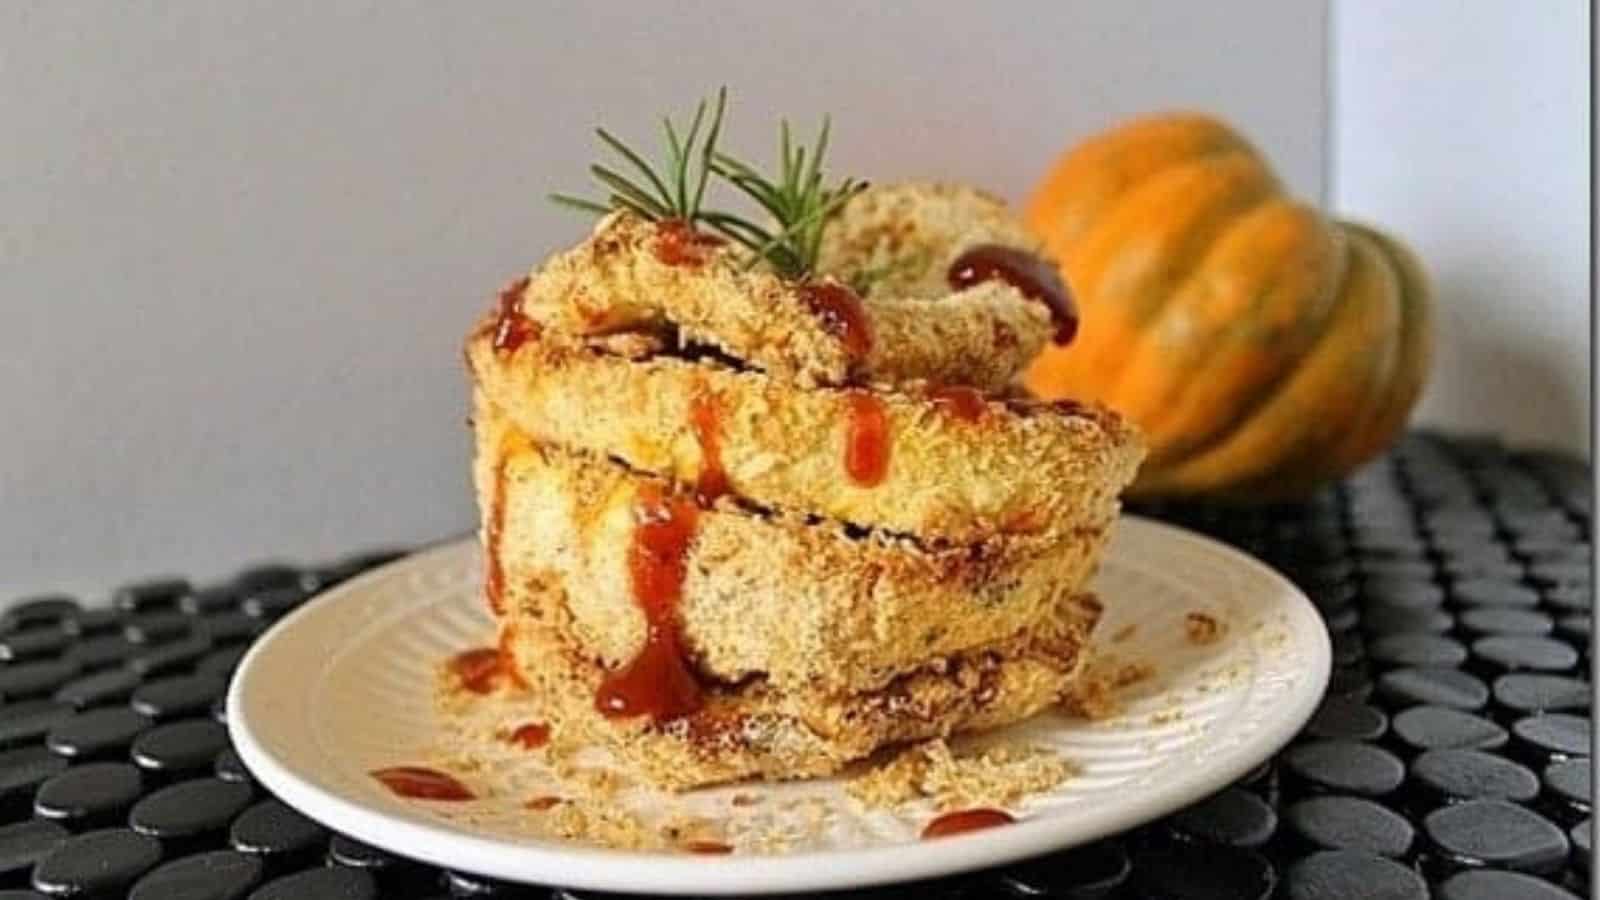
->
[710,117,866,278]
[549,88,727,225]
[550,92,865,280]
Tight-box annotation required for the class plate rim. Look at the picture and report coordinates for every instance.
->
[228,515,1331,896]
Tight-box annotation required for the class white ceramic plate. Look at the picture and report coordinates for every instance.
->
[229,516,1329,896]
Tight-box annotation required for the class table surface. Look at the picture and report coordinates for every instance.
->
[0,429,1589,899]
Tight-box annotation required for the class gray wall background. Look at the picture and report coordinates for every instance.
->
[5,2,1332,595]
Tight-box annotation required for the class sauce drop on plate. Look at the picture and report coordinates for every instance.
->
[594,485,704,721]
[686,840,734,855]
[448,647,505,695]
[921,808,1015,838]
[947,245,1077,345]
[370,766,475,802]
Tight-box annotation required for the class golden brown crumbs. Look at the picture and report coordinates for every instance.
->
[1185,611,1225,645]
[546,803,655,849]
[847,739,1076,811]
[1060,654,1154,720]
[1110,623,1138,644]
[730,793,762,807]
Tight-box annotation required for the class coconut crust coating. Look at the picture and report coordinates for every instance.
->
[512,206,1052,391]
[475,395,1111,695]
[466,329,1139,543]
[498,560,1101,790]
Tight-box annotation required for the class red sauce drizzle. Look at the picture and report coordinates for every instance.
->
[947,245,1078,345]
[654,219,726,267]
[921,808,1016,839]
[449,647,505,695]
[491,276,537,353]
[844,391,891,487]
[525,795,563,811]
[484,455,511,615]
[799,281,873,361]
[496,626,529,691]
[594,485,704,721]
[689,387,728,506]
[508,722,551,750]
[927,385,987,423]
[370,766,475,802]
[686,840,734,855]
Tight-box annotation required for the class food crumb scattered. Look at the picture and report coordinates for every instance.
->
[1185,611,1225,645]
[1110,623,1138,644]
[847,739,1077,811]
[730,793,762,807]
[1061,654,1155,720]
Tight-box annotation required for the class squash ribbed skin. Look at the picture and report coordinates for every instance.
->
[1023,113,1431,500]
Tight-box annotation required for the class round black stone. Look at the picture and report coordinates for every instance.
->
[1322,604,1360,634]
[327,835,416,877]
[1283,850,1427,900]
[1378,667,1488,711]
[60,608,124,637]
[1284,741,1405,797]
[131,719,232,776]
[127,850,263,900]
[1493,674,1593,713]
[229,799,327,860]
[211,695,228,724]
[441,870,529,897]
[245,867,377,900]
[30,829,162,897]
[1511,713,1592,762]
[0,747,68,807]
[1361,605,1454,635]
[242,589,306,620]
[1472,636,1579,672]
[113,577,192,613]
[1457,607,1554,637]
[129,778,254,840]
[1329,631,1365,667]
[44,707,153,760]
[0,701,74,751]
[1451,579,1541,608]
[1529,560,1589,589]
[1572,818,1591,873]
[64,635,138,671]
[1555,614,1590,646]
[0,820,68,884]
[33,762,143,827]
[1284,795,1414,857]
[123,611,193,645]
[131,674,226,720]
[1542,758,1592,820]
[0,597,79,633]
[127,635,213,677]
[1166,787,1276,848]
[181,587,242,616]
[1325,665,1374,700]
[1436,869,1582,900]
[196,647,250,678]
[232,564,306,594]
[1424,798,1569,874]
[1361,577,1444,610]
[1128,837,1275,900]
[1303,697,1388,742]
[1390,706,1507,751]
[1439,554,1521,581]
[998,838,1130,898]
[1410,749,1540,804]
[193,614,265,647]
[0,630,71,664]
[1360,558,1435,582]
[1545,584,1593,612]
[52,668,143,710]
[214,748,251,784]
[0,660,81,702]
[1368,634,1468,668]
